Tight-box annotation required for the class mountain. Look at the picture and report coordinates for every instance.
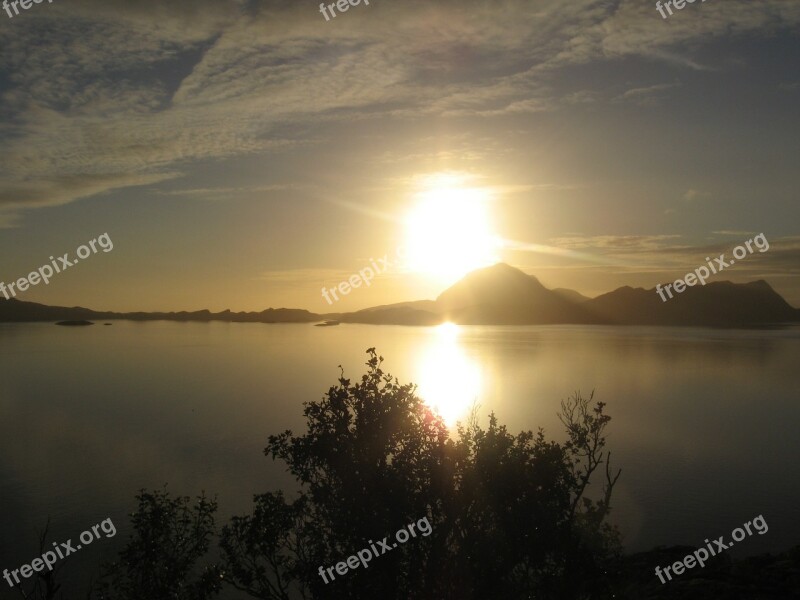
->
[351,300,439,314]
[1,263,798,328]
[0,298,321,324]
[586,279,798,327]
[433,265,798,327]
[552,288,592,303]
[435,263,603,325]
[0,298,111,322]
[341,305,441,326]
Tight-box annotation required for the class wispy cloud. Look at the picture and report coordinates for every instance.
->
[0,0,798,223]
[712,230,758,236]
[683,189,712,202]
[538,234,800,282]
[154,183,309,200]
[549,234,684,252]
[614,82,681,106]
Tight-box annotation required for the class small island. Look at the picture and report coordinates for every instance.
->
[55,320,95,326]
[314,320,340,327]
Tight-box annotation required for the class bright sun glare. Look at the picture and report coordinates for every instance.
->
[416,322,482,426]
[403,177,500,284]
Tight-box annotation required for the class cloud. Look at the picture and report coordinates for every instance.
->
[0,172,179,210]
[549,234,684,252]
[1,0,799,221]
[538,233,800,283]
[711,230,757,236]
[683,189,712,202]
[580,1,800,67]
[154,183,309,200]
[563,90,603,105]
[0,212,23,229]
[256,268,349,287]
[614,82,681,106]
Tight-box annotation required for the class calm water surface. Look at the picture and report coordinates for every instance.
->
[2,321,799,591]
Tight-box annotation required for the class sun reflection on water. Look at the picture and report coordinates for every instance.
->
[415,323,483,426]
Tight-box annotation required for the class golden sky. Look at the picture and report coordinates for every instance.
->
[1,0,799,311]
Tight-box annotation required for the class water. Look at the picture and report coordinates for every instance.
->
[2,321,799,593]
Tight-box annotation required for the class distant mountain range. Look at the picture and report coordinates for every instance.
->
[2,263,798,328]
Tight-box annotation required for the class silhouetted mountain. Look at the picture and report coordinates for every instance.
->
[341,305,441,326]
[353,300,439,314]
[2,263,797,328]
[552,288,592,303]
[0,298,321,324]
[0,298,109,322]
[586,279,798,327]
[435,263,602,325]
[431,265,798,327]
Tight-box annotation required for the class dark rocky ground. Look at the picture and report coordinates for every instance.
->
[610,545,800,599]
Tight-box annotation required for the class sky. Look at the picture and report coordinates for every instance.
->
[0,0,798,313]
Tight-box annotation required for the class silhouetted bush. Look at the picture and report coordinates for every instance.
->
[221,349,622,599]
[95,488,222,600]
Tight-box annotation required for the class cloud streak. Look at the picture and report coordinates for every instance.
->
[0,0,798,222]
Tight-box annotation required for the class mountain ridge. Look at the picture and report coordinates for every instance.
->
[1,263,798,328]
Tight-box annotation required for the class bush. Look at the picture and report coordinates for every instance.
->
[95,488,222,600]
[222,349,621,599]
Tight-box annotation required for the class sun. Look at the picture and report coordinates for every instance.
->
[402,179,500,284]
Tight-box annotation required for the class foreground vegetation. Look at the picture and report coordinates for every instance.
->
[26,349,796,599]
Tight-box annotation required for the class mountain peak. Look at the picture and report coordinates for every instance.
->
[433,263,600,324]
[436,263,545,306]
[451,262,544,288]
